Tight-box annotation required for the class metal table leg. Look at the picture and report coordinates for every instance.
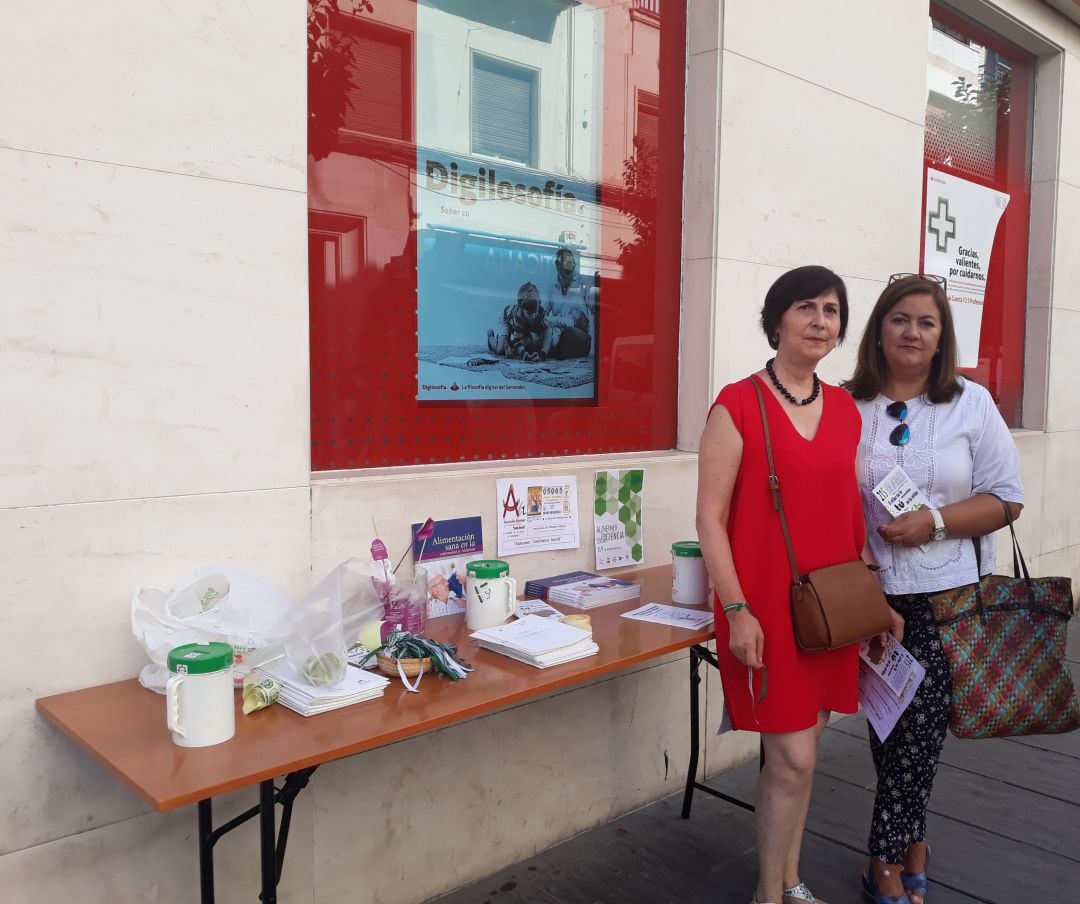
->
[260,780,277,903]
[682,643,757,818]
[198,798,215,904]
[195,766,318,903]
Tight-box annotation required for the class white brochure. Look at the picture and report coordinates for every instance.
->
[621,603,714,631]
[858,633,925,741]
[872,465,931,518]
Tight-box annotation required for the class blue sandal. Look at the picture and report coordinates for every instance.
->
[861,866,909,904]
[901,846,930,903]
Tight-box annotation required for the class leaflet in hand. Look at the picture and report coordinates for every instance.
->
[872,465,931,517]
[858,634,925,741]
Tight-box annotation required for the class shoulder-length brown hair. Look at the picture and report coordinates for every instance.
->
[845,276,962,403]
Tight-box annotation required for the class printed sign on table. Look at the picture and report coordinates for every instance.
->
[412,516,484,619]
[593,469,644,570]
[496,476,579,556]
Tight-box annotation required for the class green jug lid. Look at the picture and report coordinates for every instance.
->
[671,540,703,557]
[466,559,510,579]
[167,642,234,675]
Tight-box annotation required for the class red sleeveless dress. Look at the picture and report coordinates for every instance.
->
[711,377,864,732]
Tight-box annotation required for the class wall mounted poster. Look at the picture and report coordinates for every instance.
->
[923,168,1010,367]
[415,1,603,402]
[593,469,644,570]
[496,476,580,556]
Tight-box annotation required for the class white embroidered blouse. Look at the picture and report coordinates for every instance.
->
[855,378,1024,596]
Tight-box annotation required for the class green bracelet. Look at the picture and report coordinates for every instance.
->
[723,602,751,614]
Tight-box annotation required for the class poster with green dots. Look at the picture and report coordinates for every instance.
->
[593,469,644,570]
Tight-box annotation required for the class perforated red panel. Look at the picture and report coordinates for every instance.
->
[924,5,1033,426]
[307,0,685,470]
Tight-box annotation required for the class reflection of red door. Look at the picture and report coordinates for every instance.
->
[923,5,1034,425]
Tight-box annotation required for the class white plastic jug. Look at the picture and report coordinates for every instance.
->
[671,540,709,605]
[166,642,236,748]
[465,560,517,630]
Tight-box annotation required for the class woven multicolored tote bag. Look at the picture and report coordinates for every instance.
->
[930,503,1080,740]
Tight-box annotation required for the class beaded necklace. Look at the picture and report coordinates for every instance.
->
[765,357,820,406]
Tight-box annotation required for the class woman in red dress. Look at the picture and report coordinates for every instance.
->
[696,266,902,904]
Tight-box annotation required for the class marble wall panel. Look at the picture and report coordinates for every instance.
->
[310,455,698,584]
[0,2,305,190]
[715,53,925,283]
[0,786,314,904]
[0,150,309,508]
[0,488,310,852]
[311,658,693,904]
[723,0,928,125]
[1041,428,1080,552]
[1045,307,1080,433]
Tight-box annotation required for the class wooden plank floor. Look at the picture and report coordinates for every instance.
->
[429,621,1080,904]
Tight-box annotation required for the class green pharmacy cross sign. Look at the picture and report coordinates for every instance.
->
[928,196,957,253]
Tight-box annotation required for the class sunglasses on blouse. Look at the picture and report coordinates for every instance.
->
[888,272,948,292]
[886,400,910,446]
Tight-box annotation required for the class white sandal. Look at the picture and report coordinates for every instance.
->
[783,881,829,904]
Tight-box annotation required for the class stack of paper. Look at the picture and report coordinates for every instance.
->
[255,657,391,717]
[524,571,640,610]
[471,614,599,668]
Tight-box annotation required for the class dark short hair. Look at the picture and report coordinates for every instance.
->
[760,265,849,350]
[517,282,540,305]
[844,276,961,403]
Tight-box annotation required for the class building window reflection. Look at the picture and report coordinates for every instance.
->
[471,54,539,167]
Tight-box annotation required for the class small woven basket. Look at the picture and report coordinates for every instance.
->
[376,653,432,678]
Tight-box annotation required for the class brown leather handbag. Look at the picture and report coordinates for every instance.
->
[750,378,893,651]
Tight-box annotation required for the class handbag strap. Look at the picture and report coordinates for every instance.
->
[749,376,803,585]
[969,495,1029,582]
[998,495,1031,581]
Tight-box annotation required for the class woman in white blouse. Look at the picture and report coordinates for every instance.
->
[846,274,1023,904]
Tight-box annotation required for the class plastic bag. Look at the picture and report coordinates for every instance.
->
[278,558,386,688]
[132,565,294,693]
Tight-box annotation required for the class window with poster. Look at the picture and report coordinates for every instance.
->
[306,0,685,470]
[923,5,1034,426]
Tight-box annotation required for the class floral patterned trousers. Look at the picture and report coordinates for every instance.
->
[867,592,952,864]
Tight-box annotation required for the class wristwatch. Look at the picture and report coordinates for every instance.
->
[928,507,948,542]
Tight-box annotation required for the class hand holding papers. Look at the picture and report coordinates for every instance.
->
[471,614,598,668]
[858,634,925,740]
[621,603,714,631]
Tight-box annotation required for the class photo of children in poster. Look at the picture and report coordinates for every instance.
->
[414,1,603,402]
[415,164,601,402]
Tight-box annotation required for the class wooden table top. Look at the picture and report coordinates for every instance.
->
[36,565,714,812]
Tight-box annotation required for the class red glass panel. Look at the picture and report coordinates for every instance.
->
[923,4,1034,425]
[307,0,685,470]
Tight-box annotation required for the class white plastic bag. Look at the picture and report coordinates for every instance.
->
[278,558,386,688]
[132,565,294,693]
